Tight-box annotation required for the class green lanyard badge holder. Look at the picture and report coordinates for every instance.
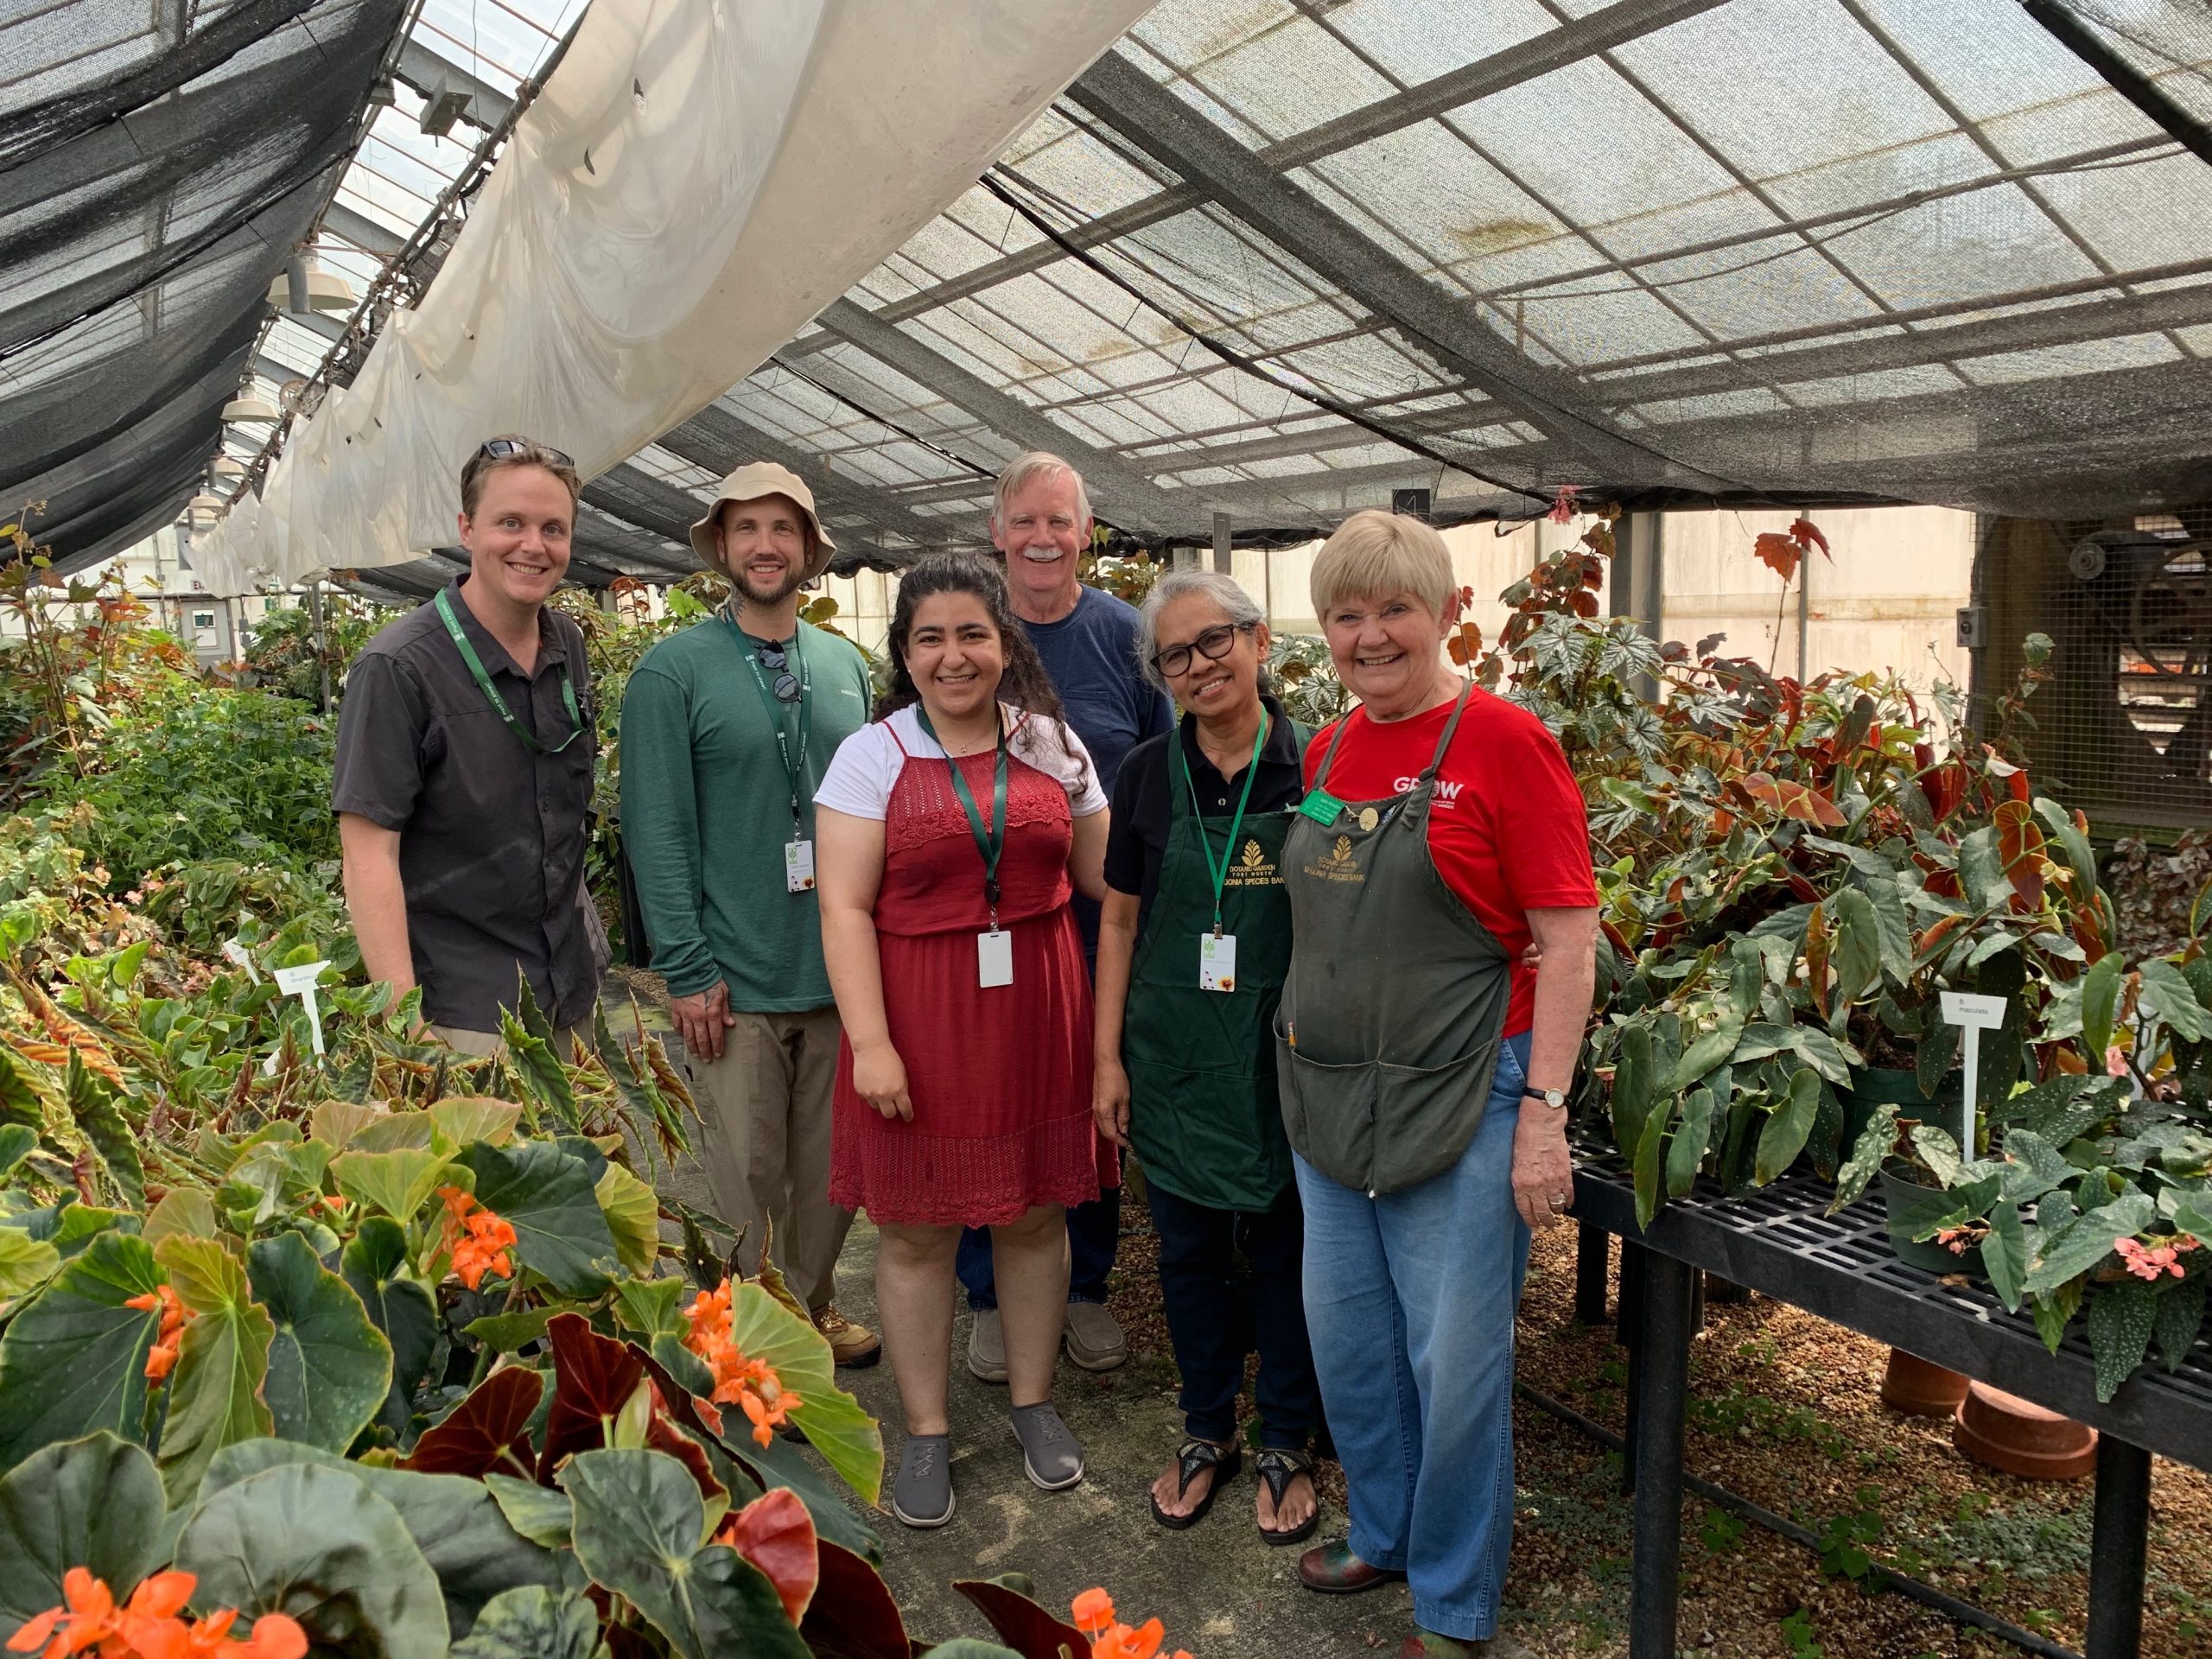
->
[434,588,583,753]
[916,704,1012,988]
[1177,713,1268,993]
[723,613,817,893]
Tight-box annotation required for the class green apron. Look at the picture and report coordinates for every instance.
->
[1123,727,1300,1212]
[1274,683,1513,1196]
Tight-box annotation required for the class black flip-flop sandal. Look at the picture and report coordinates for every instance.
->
[1147,1438,1241,1530]
[1255,1447,1321,1547]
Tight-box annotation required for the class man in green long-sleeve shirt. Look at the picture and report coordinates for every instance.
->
[620,461,879,1366]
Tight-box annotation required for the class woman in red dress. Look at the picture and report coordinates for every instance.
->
[815,554,1110,1529]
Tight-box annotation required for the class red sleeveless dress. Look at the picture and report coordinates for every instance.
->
[829,727,1110,1227]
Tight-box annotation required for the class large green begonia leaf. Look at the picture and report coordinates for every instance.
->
[152,1235,273,1506]
[453,1141,618,1297]
[340,1217,438,1439]
[0,1229,59,1304]
[330,1147,450,1224]
[175,1460,447,1658]
[448,1586,600,1659]
[727,1280,882,1506]
[200,1438,562,1643]
[0,1231,163,1474]
[248,1232,391,1454]
[563,1447,809,1659]
[0,1433,163,1645]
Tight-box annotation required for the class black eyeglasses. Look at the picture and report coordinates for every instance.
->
[1150,621,1254,678]
[478,437,574,467]
[757,644,800,702]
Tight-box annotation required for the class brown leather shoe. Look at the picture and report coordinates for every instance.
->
[1297,1540,1405,1595]
[812,1304,881,1368]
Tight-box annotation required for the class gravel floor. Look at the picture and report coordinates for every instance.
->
[1107,1205,2212,1659]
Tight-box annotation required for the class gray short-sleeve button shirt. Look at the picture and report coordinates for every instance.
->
[331,578,605,1033]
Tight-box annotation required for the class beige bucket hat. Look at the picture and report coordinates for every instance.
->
[687,461,837,580]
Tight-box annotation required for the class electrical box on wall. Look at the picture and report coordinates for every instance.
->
[1956,607,1988,649]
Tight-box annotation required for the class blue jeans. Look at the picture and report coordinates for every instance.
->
[958,1186,1122,1309]
[1294,1032,1532,1643]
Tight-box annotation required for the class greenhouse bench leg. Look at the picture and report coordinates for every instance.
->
[1618,1241,1645,1493]
[2085,1434,2152,1659]
[1627,1251,1694,1659]
[1574,1220,1611,1325]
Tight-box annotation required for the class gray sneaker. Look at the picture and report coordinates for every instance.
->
[892,1433,955,1529]
[1062,1300,1127,1371]
[1010,1402,1084,1491]
[967,1307,1007,1383]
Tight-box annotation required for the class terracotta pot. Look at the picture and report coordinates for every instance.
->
[1952,1382,2096,1480]
[1880,1348,1970,1416]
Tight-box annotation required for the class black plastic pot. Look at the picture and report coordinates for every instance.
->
[1841,1066,1963,1154]
[1878,1164,1981,1276]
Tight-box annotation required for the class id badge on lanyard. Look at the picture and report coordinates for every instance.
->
[785,838,816,892]
[1181,715,1268,993]
[977,927,1014,988]
[914,706,1014,988]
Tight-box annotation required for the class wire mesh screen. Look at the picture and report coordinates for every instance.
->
[0,0,404,569]
[1979,505,2212,830]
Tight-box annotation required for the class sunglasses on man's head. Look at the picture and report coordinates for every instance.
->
[1150,620,1255,678]
[757,644,800,702]
[477,437,574,467]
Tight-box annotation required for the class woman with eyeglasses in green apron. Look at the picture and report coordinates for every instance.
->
[1275,512,1600,1659]
[1093,569,1325,1546]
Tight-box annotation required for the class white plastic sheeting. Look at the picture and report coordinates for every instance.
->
[193,0,1150,594]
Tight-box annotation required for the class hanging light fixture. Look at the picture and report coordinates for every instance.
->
[266,255,358,315]
[186,493,226,527]
[209,456,246,485]
[223,393,280,423]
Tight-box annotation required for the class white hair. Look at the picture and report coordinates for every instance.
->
[991,451,1091,530]
[1135,568,1268,692]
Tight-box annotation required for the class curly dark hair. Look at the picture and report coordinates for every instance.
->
[876,553,1091,793]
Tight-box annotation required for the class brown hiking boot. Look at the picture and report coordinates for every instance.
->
[813,1304,881,1368]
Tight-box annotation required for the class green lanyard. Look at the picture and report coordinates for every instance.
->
[914,704,1009,923]
[723,612,810,837]
[1176,712,1268,937]
[433,588,582,753]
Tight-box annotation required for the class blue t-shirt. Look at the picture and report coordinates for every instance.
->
[1018,585,1173,959]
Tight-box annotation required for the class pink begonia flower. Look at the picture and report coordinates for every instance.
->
[2113,1236,2184,1281]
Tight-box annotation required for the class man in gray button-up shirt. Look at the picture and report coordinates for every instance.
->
[331,436,606,1051]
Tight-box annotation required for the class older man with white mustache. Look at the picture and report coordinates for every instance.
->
[957,451,1173,1383]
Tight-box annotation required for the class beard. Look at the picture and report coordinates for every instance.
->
[733,563,806,607]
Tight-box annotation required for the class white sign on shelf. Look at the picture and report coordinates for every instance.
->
[1940,989,2009,1157]
[221,939,261,984]
[273,959,333,1056]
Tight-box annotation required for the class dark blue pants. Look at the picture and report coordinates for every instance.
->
[1146,1180,1319,1449]
[958,1186,1121,1307]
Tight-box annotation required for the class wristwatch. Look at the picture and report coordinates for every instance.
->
[1522,1086,1568,1109]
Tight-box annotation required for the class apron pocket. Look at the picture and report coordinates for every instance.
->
[1370,1040,1501,1194]
[1274,1027,1377,1193]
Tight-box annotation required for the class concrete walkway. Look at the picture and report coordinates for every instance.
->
[822,1217,1423,1656]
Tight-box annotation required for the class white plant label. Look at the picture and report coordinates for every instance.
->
[221,939,261,983]
[274,959,333,1056]
[1940,990,2008,1156]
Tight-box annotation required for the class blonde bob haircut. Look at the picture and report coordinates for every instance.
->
[1310,508,1454,620]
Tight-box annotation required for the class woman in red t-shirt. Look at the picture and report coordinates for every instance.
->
[1278,511,1599,1658]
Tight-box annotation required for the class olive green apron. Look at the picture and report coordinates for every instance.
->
[1274,683,1513,1195]
[1122,728,1300,1212]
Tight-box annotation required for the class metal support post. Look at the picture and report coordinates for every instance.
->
[2085,1436,2152,1659]
[305,580,332,713]
[1618,1240,1645,1492]
[1574,1221,1611,1325]
[1211,510,1232,575]
[1628,1252,1695,1659]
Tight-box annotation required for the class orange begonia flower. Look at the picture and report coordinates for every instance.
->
[7,1568,307,1659]
[435,1186,516,1290]
[1071,1589,1115,1634]
[125,1287,189,1382]
[680,1278,801,1446]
